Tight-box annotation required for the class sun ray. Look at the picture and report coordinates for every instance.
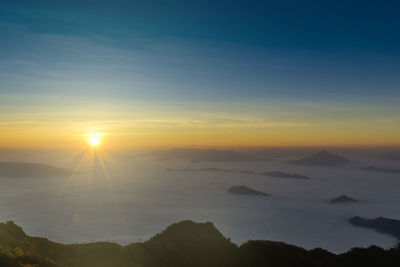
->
[60,131,121,216]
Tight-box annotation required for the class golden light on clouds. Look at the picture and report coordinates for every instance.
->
[0,99,399,148]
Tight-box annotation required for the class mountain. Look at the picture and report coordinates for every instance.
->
[362,166,400,174]
[166,167,233,172]
[1,220,400,267]
[262,171,310,179]
[0,162,71,178]
[349,216,400,239]
[329,195,358,204]
[380,154,400,161]
[152,148,267,162]
[141,221,236,267]
[288,151,350,166]
[166,168,255,174]
[227,186,269,196]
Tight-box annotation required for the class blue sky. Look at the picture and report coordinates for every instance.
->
[0,0,399,147]
[1,0,400,101]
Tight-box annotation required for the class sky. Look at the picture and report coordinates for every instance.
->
[0,0,399,148]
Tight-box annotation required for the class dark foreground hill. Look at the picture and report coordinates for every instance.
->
[1,220,400,267]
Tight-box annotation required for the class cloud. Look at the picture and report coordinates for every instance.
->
[70,118,311,131]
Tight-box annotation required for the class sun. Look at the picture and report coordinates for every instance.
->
[84,132,104,148]
[89,137,100,147]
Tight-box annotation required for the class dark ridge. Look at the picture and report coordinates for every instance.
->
[227,186,269,196]
[362,166,400,174]
[380,154,400,161]
[1,220,400,267]
[148,220,230,244]
[238,170,255,174]
[166,168,233,172]
[165,168,255,174]
[152,148,268,162]
[329,195,359,204]
[262,171,310,179]
[349,216,400,239]
[0,162,71,178]
[287,150,350,166]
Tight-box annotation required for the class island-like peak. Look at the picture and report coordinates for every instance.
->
[329,195,358,204]
[227,185,269,196]
[288,151,350,166]
[0,162,71,178]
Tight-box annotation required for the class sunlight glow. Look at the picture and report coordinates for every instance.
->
[89,137,100,147]
[87,134,102,147]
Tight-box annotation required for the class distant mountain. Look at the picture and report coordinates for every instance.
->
[227,186,269,196]
[349,216,400,239]
[288,151,350,166]
[380,154,400,161]
[262,171,310,179]
[166,167,232,172]
[238,170,256,174]
[1,220,400,267]
[329,195,358,204]
[0,162,71,178]
[362,166,400,174]
[166,168,255,174]
[152,148,268,162]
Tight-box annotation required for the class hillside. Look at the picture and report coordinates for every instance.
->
[1,220,400,267]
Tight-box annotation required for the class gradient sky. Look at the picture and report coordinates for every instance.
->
[1,0,400,148]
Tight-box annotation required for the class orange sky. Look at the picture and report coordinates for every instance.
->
[0,97,399,149]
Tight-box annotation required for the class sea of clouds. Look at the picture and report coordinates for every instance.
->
[0,150,399,253]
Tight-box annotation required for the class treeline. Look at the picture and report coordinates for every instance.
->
[0,220,399,267]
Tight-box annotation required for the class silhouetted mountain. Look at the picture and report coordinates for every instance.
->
[329,195,358,204]
[1,220,400,267]
[166,168,255,174]
[0,162,71,178]
[141,221,236,267]
[238,170,255,174]
[152,148,268,162]
[380,154,400,161]
[166,167,232,172]
[262,171,310,179]
[227,186,269,196]
[288,151,350,166]
[349,216,400,240]
[362,166,400,174]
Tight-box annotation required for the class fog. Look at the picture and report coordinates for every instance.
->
[0,148,399,253]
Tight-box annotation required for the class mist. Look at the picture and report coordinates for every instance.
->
[0,147,399,253]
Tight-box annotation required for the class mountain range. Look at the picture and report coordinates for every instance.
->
[1,220,400,267]
[288,151,350,166]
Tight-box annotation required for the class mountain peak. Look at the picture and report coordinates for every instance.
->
[329,195,358,203]
[147,220,234,247]
[288,151,349,166]
[315,150,332,156]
